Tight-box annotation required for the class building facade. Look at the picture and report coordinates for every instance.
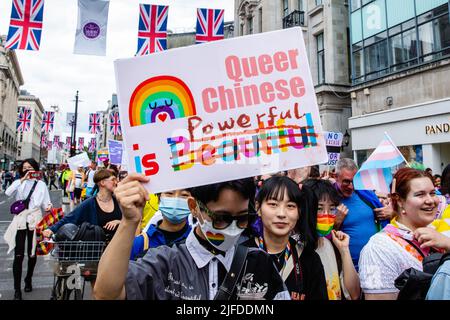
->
[0,36,24,170]
[17,91,44,162]
[348,0,450,173]
[235,0,353,156]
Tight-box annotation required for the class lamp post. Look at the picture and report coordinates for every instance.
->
[70,91,80,157]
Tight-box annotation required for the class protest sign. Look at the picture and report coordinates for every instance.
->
[115,27,328,193]
[324,131,343,166]
[108,139,123,165]
[67,152,91,171]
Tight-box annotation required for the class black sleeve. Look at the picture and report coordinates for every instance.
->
[301,248,329,300]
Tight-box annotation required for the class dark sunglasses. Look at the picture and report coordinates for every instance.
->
[196,200,249,230]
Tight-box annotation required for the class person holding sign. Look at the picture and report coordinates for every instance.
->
[94,174,290,300]
[244,176,328,300]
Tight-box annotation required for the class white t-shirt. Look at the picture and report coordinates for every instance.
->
[315,237,342,300]
[358,232,422,294]
[86,169,96,188]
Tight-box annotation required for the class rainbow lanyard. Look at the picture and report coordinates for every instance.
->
[257,237,291,267]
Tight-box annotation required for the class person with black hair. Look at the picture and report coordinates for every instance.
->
[302,179,361,300]
[3,158,52,300]
[94,174,290,300]
[129,189,193,260]
[244,175,328,300]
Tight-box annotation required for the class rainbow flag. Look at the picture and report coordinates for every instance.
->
[353,133,407,194]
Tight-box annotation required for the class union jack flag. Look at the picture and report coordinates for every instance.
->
[109,112,122,136]
[17,107,32,132]
[53,135,60,148]
[195,8,224,44]
[46,139,52,151]
[136,4,169,56]
[5,0,45,51]
[89,113,102,134]
[88,138,97,153]
[65,136,71,150]
[40,132,47,147]
[78,137,85,151]
[42,111,54,133]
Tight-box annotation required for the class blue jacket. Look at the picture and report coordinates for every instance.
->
[354,189,389,229]
[50,197,99,233]
[130,221,192,260]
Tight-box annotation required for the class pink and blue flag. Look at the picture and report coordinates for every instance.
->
[353,133,407,194]
[136,4,169,56]
[195,8,224,44]
[5,0,45,51]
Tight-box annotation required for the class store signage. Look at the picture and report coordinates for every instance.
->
[425,122,450,135]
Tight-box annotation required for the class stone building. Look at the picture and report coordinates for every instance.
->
[17,90,44,162]
[235,0,353,156]
[0,36,24,169]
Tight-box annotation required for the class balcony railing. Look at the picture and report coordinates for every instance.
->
[283,10,305,29]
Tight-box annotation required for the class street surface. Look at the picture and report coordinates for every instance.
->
[0,189,92,300]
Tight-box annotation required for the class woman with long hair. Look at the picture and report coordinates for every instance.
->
[245,175,328,300]
[4,158,52,300]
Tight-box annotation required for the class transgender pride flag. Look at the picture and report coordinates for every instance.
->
[353,133,407,194]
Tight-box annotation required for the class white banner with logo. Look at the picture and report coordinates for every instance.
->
[74,0,110,56]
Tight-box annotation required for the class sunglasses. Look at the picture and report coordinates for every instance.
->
[196,200,249,230]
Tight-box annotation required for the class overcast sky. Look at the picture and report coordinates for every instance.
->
[0,0,235,134]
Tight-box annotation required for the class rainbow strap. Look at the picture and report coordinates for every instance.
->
[257,237,291,266]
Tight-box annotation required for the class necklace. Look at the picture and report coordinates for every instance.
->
[257,236,291,266]
[97,194,112,203]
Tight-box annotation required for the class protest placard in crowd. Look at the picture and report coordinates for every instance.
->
[115,27,328,192]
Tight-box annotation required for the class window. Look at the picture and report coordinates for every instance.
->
[317,33,325,84]
[316,0,323,6]
[247,17,253,34]
[351,2,450,83]
[351,0,362,12]
[283,0,289,17]
[298,0,304,11]
[364,39,388,78]
[258,8,263,33]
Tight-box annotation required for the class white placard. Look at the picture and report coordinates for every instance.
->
[67,152,91,171]
[115,27,328,193]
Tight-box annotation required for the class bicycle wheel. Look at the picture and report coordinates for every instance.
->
[51,276,66,300]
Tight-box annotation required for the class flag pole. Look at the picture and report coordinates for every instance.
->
[384,132,410,167]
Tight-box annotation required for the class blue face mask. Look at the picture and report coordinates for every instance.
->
[159,197,191,224]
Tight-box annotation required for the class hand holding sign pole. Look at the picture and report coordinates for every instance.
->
[115,27,328,193]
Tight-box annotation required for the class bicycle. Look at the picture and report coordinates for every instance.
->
[45,239,106,300]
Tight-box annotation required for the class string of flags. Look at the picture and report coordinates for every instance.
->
[4,0,226,56]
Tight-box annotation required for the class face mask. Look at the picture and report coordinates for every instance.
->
[198,216,244,252]
[316,212,336,237]
[159,197,191,224]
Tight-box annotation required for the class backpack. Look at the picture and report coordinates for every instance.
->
[395,252,450,300]
[73,222,106,242]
